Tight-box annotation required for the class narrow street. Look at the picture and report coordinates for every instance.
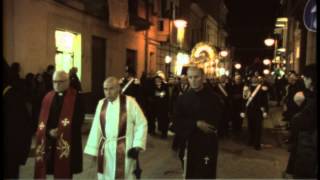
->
[20,102,290,179]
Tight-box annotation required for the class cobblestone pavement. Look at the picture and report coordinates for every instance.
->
[20,102,290,179]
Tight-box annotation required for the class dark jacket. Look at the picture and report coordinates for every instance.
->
[4,86,32,168]
[290,90,317,178]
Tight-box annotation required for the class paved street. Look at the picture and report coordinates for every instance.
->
[20,103,290,179]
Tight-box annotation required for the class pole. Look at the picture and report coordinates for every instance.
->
[144,0,149,73]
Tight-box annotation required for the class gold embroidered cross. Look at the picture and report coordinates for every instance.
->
[204,156,210,165]
[61,118,70,127]
[39,122,45,131]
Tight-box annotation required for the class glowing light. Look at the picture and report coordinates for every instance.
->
[219,68,226,76]
[263,59,271,65]
[165,55,172,64]
[277,48,286,52]
[283,60,286,64]
[264,38,275,46]
[219,50,228,57]
[234,63,241,69]
[191,42,217,63]
[175,53,190,75]
[263,69,270,75]
[174,19,187,28]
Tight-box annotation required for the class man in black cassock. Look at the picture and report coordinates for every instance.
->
[174,66,224,179]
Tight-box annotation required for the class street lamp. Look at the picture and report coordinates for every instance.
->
[263,69,270,75]
[234,63,241,70]
[264,36,278,71]
[263,59,271,65]
[264,38,275,47]
[219,50,228,57]
[174,19,187,48]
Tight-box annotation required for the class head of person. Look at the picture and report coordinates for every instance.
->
[154,76,163,87]
[35,73,44,83]
[47,65,55,75]
[302,64,316,91]
[287,71,298,85]
[103,77,121,102]
[234,74,242,84]
[69,67,78,75]
[187,66,205,91]
[219,75,227,84]
[52,70,70,92]
[250,75,258,85]
[125,66,136,78]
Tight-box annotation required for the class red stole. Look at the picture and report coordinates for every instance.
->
[98,95,127,178]
[34,88,77,179]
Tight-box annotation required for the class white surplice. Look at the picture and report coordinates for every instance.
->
[84,95,148,180]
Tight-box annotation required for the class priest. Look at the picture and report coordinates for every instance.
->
[84,76,148,179]
[34,70,84,178]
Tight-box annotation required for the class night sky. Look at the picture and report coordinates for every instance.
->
[225,0,281,66]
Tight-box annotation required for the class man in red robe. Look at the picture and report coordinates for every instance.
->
[34,70,84,179]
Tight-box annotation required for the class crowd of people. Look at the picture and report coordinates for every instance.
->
[3,58,317,179]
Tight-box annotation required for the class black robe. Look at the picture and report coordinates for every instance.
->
[45,90,84,174]
[4,86,32,178]
[230,82,245,133]
[175,86,224,179]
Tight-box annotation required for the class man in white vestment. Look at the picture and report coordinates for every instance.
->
[84,77,148,179]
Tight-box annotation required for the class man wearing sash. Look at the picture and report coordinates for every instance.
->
[214,75,232,138]
[230,75,245,136]
[175,67,224,179]
[34,70,84,178]
[84,77,148,179]
[119,66,142,106]
[241,75,268,150]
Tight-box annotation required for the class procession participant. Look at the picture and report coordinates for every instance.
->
[241,75,269,150]
[34,70,84,178]
[230,74,245,136]
[175,66,224,179]
[214,74,232,138]
[84,77,148,179]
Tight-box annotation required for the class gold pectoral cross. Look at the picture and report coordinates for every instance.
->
[204,156,210,165]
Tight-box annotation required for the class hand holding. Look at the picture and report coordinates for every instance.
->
[49,128,58,138]
[196,121,216,134]
[128,147,141,159]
